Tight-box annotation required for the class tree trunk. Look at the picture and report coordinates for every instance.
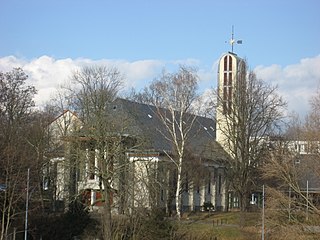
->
[165,169,170,216]
[238,191,248,228]
[175,156,183,220]
[103,185,113,240]
[239,191,248,212]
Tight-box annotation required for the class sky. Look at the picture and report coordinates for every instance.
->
[0,0,319,117]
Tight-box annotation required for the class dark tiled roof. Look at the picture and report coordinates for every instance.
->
[113,98,217,158]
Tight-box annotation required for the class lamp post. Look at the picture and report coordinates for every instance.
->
[261,185,265,240]
[24,168,30,240]
[306,180,309,221]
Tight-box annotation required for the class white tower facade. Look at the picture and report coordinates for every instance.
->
[216,52,245,150]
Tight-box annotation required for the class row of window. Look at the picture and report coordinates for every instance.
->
[183,173,223,195]
[222,56,233,115]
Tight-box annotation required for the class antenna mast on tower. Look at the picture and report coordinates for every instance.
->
[227,25,242,53]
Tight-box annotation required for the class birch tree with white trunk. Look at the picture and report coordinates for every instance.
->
[142,66,200,219]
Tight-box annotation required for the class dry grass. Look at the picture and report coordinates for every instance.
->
[175,212,261,240]
[175,211,320,240]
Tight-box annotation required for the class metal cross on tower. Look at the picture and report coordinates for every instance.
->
[227,25,242,53]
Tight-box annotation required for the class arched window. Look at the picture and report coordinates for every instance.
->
[229,56,232,70]
[222,55,233,114]
[224,56,228,71]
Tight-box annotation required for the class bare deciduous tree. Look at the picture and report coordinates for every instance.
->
[303,87,320,154]
[261,142,320,240]
[138,66,201,219]
[215,62,286,211]
[0,68,38,240]
[68,66,125,239]
[259,88,320,240]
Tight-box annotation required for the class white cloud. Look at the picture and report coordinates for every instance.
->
[0,55,78,104]
[198,60,220,89]
[171,58,201,66]
[0,55,165,107]
[0,56,27,70]
[255,55,320,117]
[1,54,319,118]
[112,59,164,88]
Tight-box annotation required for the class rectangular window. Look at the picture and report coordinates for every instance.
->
[223,72,228,86]
[228,72,232,85]
[228,101,232,114]
[223,87,228,100]
[218,174,222,194]
[222,101,227,115]
[228,87,232,100]
[233,197,239,208]
[95,191,104,206]
[185,173,189,192]
[43,176,49,190]
[207,172,211,194]
[228,192,233,209]
[89,150,95,180]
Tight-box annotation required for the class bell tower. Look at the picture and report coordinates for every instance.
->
[216,27,245,148]
[216,52,244,145]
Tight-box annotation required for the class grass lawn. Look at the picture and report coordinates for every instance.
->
[175,211,262,240]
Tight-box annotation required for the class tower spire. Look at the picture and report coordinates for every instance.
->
[227,25,242,53]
